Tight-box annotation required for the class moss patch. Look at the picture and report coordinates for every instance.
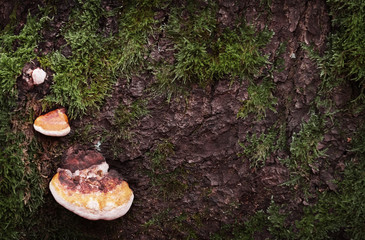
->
[152,1,272,100]
[0,12,48,239]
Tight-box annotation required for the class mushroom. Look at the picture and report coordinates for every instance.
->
[49,149,134,220]
[33,108,71,137]
[31,67,47,85]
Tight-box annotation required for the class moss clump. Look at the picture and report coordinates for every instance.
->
[211,210,268,240]
[111,99,150,145]
[311,0,365,102]
[0,12,46,239]
[40,0,157,119]
[213,145,365,240]
[278,128,365,239]
[143,209,201,239]
[279,112,327,194]
[40,0,120,118]
[0,134,45,240]
[153,1,272,99]
[114,99,150,133]
[239,125,282,169]
[237,79,277,121]
[0,13,44,105]
[146,140,188,200]
[327,0,365,85]
[113,0,157,77]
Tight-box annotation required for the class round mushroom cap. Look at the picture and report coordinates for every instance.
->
[33,108,71,137]
[49,161,134,220]
[32,68,47,85]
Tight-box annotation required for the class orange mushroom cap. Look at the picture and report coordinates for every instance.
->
[33,108,70,137]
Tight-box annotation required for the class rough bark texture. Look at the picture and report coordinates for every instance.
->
[2,0,362,239]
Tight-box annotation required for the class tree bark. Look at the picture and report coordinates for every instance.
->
[2,0,361,239]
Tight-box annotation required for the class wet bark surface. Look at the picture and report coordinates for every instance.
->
[2,0,363,239]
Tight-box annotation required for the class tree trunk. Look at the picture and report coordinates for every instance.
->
[1,0,362,239]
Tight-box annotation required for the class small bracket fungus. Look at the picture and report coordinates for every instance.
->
[49,149,134,220]
[31,67,47,85]
[33,108,71,137]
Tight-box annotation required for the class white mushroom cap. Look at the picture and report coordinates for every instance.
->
[32,68,47,85]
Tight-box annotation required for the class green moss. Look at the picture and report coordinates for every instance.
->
[40,0,157,119]
[211,210,268,240]
[168,212,201,240]
[0,11,47,239]
[40,0,116,118]
[278,146,364,239]
[281,113,327,188]
[0,13,44,105]
[151,167,189,200]
[308,0,365,103]
[219,126,365,240]
[237,79,277,121]
[294,125,365,239]
[143,209,200,239]
[114,99,150,132]
[70,123,96,145]
[111,0,157,78]
[147,139,174,173]
[0,134,43,239]
[239,125,282,169]
[145,140,188,200]
[327,0,365,85]
[109,99,150,146]
[236,42,285,121]
[143,208,171,229]
[153,1,272,100]
[215,26,272,79]
[276,112,328,198]
[260,0,272,11]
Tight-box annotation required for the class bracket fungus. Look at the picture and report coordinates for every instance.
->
[33,108,71,137]
[49,149,134,220]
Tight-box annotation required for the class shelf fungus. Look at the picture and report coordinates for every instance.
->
[49,149,134,220]
[33,108,71,137]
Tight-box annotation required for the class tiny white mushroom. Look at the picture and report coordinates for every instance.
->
[32,68,47,85]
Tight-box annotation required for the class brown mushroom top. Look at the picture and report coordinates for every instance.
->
[54,167,130,197]
[62,149,105,173]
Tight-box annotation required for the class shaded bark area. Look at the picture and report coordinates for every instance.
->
[73,1,336,238]
[2,0,362,239]
[0,0,39,30]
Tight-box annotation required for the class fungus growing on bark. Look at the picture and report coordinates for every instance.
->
[31,67,47,85]
[49,149,134,220]
[33,108,71,137]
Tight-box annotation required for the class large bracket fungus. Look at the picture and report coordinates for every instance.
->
[33,108,71,137]
[49,148,134,220]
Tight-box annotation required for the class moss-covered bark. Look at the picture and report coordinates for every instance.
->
[1,0,364,239]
